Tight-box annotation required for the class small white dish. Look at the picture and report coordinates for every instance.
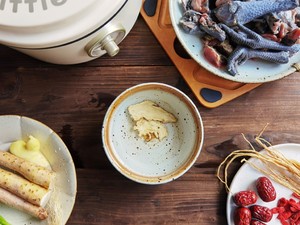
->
[102,83,204,185]
[227,143,300,225]
[0,115,77,225]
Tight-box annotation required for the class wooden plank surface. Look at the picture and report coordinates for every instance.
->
[1,15,300,225]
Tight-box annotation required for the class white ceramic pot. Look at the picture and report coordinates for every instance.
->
[0,0,142,64]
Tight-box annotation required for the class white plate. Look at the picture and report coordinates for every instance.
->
[227,143,300,224]
[169,0,300,83]
[0,115,77,225]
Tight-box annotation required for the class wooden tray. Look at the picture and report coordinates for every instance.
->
[140,0,262,108]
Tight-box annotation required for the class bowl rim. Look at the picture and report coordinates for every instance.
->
[102,82,204,185]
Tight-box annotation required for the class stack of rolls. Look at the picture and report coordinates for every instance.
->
[0,151,55,220]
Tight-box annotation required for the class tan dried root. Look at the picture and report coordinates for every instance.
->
[0,168,50,206]
[0,151,55,189]
[217,124,300,195]
[0,187,48,220]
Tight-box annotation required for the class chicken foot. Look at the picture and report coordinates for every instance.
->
[220,23,300,54]
[227,46,290,76]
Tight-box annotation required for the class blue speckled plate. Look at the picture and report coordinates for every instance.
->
[169,0,300,83]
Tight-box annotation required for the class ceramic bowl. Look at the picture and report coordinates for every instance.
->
[102,83,204,184]
[0,115,77,225]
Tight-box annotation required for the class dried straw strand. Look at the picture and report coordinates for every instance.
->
[217,125,300,195]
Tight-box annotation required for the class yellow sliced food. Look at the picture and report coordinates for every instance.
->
[128,100,177,123]
[134,118,168,141]
[128,100,177,142]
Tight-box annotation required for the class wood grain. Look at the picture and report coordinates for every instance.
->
[1,15,300,225]
[69,168,227,225]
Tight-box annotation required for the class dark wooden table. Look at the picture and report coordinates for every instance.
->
[1,15,300,225]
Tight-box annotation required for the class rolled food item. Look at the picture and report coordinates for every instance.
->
[0,168,51,207]
[0,187,48,220]
[0,151,54,189]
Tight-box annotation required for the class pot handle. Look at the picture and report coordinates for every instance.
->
[85,24,126,58]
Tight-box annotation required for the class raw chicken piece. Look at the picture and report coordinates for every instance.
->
[215,0,298,26]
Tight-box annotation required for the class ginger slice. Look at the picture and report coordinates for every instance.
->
[133,118,168,142]
[128,100,177,142]
[128,100,177,123]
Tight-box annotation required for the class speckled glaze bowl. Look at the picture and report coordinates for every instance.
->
[102,83,204,184]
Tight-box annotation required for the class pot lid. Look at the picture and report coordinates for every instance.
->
[0,0,127,48]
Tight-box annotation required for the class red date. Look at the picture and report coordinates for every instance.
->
[250,205,273,222]
[256,177,276,202]
[234,190,258,206]
[234,207,252,225]
[250,220,266,225]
